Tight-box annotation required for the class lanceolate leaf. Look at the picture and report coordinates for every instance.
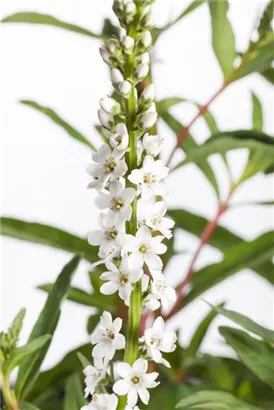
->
[220,327,274,388]
[64,373,85,410]
[261,67,274,84]
[20,403,41,410]
[0,217,97,263]
[208,0,236,78]
[183,232,274,307]
[1,12,103,39]
[168,208,274,284]
[15,256,80,399]
[20,100,96,150]
[176,390,262,409]
[209,304,274,343]
[252,93,263,131]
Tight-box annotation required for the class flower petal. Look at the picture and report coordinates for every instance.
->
[113,379,130,396]
[133,358,148,374]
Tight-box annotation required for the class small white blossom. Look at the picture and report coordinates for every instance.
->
[99,47,111,63]
[100,254,143,305]
[87,144,127,189]
[98,109,114,129]
[140,52,150,64]
[125,2,137,16]
[146,201,174,239]
[113,358,159,407]
[88,214,126,259]
[81,394,118,410]
[121,35,135,53]
[91,312,125,360]
[109,123,129,151]
[139,111,157,130]
[99,97,121,115]
[143,133,163,157]
[138,31,152,49]
[83,359,108,397]
[106,38,119,54]
[143,317,177,368]
[94,181,136,227]
[134,63,149,80]
[128,155,168,201]
[140,84,155,102]
[124,225,167,270]
[144,271,176,310]
[111,68,124,85]
[119,80,132,98]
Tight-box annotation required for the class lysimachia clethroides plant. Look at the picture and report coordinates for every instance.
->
[84,0,176,409]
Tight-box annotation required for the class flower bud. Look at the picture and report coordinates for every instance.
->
[118,80,132,98]
[106,38,119,54]
[138,31,152,49]
[140,84,155,102]
[121,35,135,54]
[111,68,124,84]
[125,2,137,16]
[144,102,156,113]
[98,109,114,129]
[140,52,150,64]
[139,112,157,129]
[134,63,149,80]
[99,47,111,63]
[143,133,164,156]
[99,97,121,115]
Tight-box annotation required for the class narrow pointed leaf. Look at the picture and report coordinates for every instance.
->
[209,304,274,343]
[1,12,103,39]
[20,100,95,150]
[15,256,80,399]
[77,352,91,368]
[252,93,263,131]
[220,327,274,388]
[64,373,85,410]
[0,217,97,263]
[261,67,274,84]
[20,403,41,410]
[208,0,236,78]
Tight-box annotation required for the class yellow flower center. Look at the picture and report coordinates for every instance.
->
[111,197,124,211]
[104,158,116,173]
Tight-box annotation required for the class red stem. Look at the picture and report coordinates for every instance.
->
[166,81,228,166]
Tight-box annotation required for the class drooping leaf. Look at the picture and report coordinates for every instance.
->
[174,130,274,173]
[252,93,263,131]
[15,256,80,399]
[2,335,51,375]
[64,373,85,410]
[220,327,274,388]
[168,208,274,285]
[185,303,225,357]
[0,217,97,263]
[38,284,115,311]
[208,0,236,78]
[209,304,274,343]
[176,390,262,409]
[1,12,103,39]
[20,100,96,150]
[183,231,274,308]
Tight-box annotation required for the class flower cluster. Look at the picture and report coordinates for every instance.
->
[83,1,177,408]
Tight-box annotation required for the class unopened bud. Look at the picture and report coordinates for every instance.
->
[134,63,149,80]
[99,97,121,115]
[98,109,114,129]
[125,2,137,16]
[139,111,158,129]
[118,80,132,98]
[111,68,124,84]
[140,52,150,64]
[140,84,155,102]
[106,38,119,54]
[99,47,111,63]
[121,35,135,53]
[138,31,152,49]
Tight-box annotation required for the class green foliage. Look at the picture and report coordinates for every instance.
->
[0,308,26,361]
[252,93,263,131]
[64,373,85,410]
[20,403,41,410]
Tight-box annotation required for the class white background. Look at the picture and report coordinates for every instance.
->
[1,0,273,373]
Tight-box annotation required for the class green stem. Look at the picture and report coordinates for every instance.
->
[1,373,19,410]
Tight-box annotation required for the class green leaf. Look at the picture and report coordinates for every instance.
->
[15,256,80,399]
[209,304,274,343]
[64,373,85,410]
[77,352,91,368]
[185,303,224,357]
[174,130,274,173]
[159,111,220,198]
[38,284,115,311]
[232,200,274,208]
[20,100,95,150]
[252,93,263,131]
[0,308,26,358]
[2,335,51,375]
[220,326,274,388]
[183,232,274,308]
[168,208,274,285]
[20,402,41,410]
[0,217,97,263]
[260,67,274,84]
[1,12,103,39]
[208,0,236,78]
[176,390,263,409]
[87,313,101,334]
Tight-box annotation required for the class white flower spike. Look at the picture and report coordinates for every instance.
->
[83,359,108,397]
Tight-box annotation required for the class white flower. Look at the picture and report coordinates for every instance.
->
[124,225,166,270]
[91,312,125,360]
[119,80,132,98]
[140,84,155,102]
[140,52,150,64]
[106,38,119,54]
[83,359,108,397]
[125,2,137,16]
[146,201,174,239]
[121,35,135,53]
[94,181,136,227]
[139,111,157,130]
[98,109,114,129]
[87,144,127,189]
[143,133,163,157]
[109,123,129,151]
[128,155,168,201]
[138,31,152,49]
[144,271,176,310]
[88,214,126,259]
[111,68,124,85]
[100,254,143,305]
[134,63,149,80]
[113,358,159,407]
[99,47,111,63]
[143,317,177,368]
[81,394,118,410]
[100,97,121,115]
